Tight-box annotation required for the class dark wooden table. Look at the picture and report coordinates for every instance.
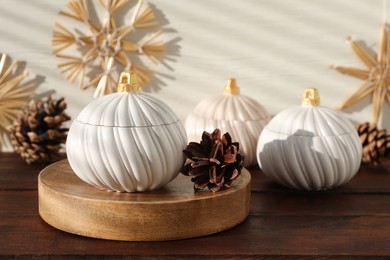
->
[1,153,390,259]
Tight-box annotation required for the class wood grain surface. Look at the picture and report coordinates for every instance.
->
[1,153,390,258]
[38,160,251,241]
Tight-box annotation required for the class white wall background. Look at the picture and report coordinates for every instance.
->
[0,0,389,151]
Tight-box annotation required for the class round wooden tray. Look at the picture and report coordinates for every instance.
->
[38,160,251,241]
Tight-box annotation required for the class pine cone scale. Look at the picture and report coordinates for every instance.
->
[181,163,193,176]
[194,182,209,190]
[209,158,221,165]
[188,165,209,177]
[184,143,207,158]
[212,167,225,184]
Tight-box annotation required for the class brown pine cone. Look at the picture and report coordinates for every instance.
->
[181,129,244,192]
[356,122,390,164]
[8,96,71,164]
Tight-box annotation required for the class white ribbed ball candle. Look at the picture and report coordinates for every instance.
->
[66,72,187,192]
[185,78,270,167]
[257,88,362,190]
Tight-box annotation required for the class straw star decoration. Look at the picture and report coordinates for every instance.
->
[52,0,164,98]
[0,54,35,148]
[331,23,390,125]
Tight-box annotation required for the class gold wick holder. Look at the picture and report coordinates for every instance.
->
[117,72,139,93]
[302,88,320,106]
[224,78,240,95]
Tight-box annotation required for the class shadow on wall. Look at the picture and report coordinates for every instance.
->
[340,94,390,130]
[14,61,45,98]
[141,3,181,92]
[259,129,343,191]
